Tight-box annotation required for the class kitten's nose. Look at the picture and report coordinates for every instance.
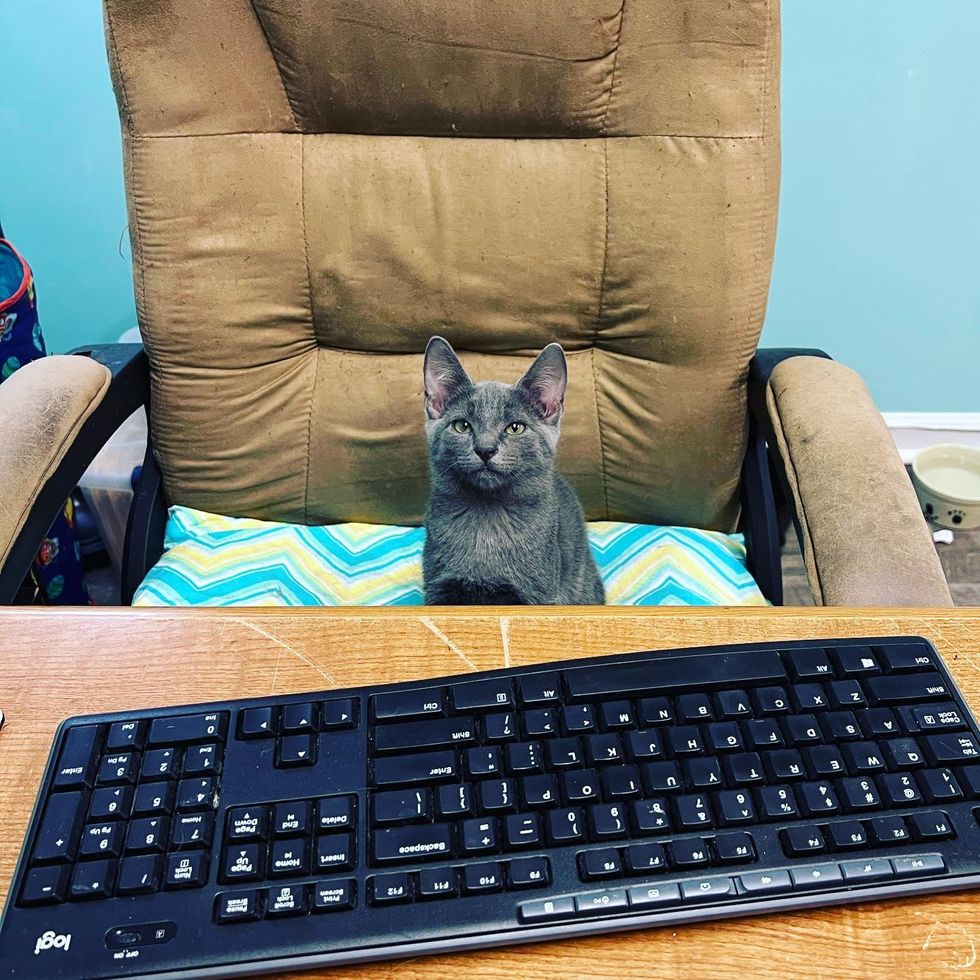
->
[475,446,498,463]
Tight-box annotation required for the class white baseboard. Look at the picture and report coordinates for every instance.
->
[882,412,980,465]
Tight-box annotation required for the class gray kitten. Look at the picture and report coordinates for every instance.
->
[422,337,604,605]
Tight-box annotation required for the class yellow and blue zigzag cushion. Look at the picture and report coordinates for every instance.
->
[133,506,766,607]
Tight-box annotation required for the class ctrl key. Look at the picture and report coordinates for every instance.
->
[519,896,576,923]
[215,889,261,923]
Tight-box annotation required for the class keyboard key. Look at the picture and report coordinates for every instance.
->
[462,862,503,893]
[316,796,355,831]
[877,643,936,672]
[547,738,584,769]
[437,784,473,817]
[627,881,682,909]
[563,650,786,701]
[374,823,453,864]
[370,873,412,905]
[142,748,179,780]
[478,779,517,812]
[793,685,829,712]
[860,707,900,738]
[798,781,840,816]
[624,842,666,874]
[509,856,550,888]
[590,803,628,838]
[632,799,671,834]
[70,859,116,900]
[805,745,845,777]
[562,769,600,803]
[52,725,101,788]
[575,888,629,915]
[891,853,946,877]
[277,733,316,767]
[752,686,790,714]
[822,711,861,742]
[919,768,963,803]
[462,817,498,853]
[221,842,263,883]
[840,858,893,883]
[562,704,595,734]
[282,702,317,732]
[707,722,743,753]
[602,765,642,799]
[165,851,208,889]
[149,712,228,746]
[520,895,576,922]
[681,876,735,902]
[786,647,834,680]
[714,832,756,864]
[738,869,792,895]
[117,854,162,896]
[125,817,169,855]
[184,743,221,775]
[586,734,624,766]
[507,741,543,774]
[638,697,674,725]
[790,863,843,889]
[866,673,950,706]
[910,704,967,732]
[838,777,881,812]
[828,680,866,710]
[266,883,308,916]
[580,848,622,879]
[781,825,825,857]
[716,789,756,825]
[827,820,868,850]
[685,757,723,789]
[466,747,503,777]
[505,814,542,848]
[524,708,557,737]
[671,838,710,868]
[784,714,822,744]
[679,693,713,722]
[600,701,636,730]
[522,774,559,807]
[868,815,912,846]
[766,748,805,781]
[133,781,174,816]
[517,672,562,706]
[418,867,457,898]
[269,838,311,877]
[106,720,146,750]
[833,646,880,677]
[321,698,357,729]
[716,690,752,718]
[546,808,585,844]
[923,732,980,765]
[451,679,514,713]
[239,706,276,739]
[373,750,457,787]
[373,689,443,721]
[882,738,925,770]
[216,889,261,922]
[170,812,214,849]
[373,716,476,753]
[20,865,70,905]
[668,726,704,755]
[908,810,955,841]
[643,761,683,793]
[273,801,312,836]
[675,794,713,829]
[759,784,799,820]
[227,805,269,841]
[177,777,216,811]
[842,741,886,773]
[881,773,923,807]
[484,712,518,741]
[315,833,354,872]
[90,785,133,820]
[98,753,140,786]
[374,788,430,824]
[962,767,980,798]
[33,791,85,863]
[625,730,663,761]
[725,753,765,785]
[745,719,783,749]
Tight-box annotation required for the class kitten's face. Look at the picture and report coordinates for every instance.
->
[423,339,567,495]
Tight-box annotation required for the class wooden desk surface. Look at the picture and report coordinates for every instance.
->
[1,607,979,977]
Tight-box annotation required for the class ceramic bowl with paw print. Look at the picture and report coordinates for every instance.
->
[911,443,980,530]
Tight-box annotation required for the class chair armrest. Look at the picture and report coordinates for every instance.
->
[751,352,951,606]
[0,344,149,603]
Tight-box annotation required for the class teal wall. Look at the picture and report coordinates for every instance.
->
[2,1,977,410]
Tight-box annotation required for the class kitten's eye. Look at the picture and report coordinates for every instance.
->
[506,422,526,434]
[451,419,471,433]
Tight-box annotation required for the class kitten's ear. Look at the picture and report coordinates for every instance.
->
[424,336,473,419]
[517,343,567,423]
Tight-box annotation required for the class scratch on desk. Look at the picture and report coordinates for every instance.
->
[500,617,511,668]
[918,913,977,970]
[237,620,339,690]
[420,617,478,672]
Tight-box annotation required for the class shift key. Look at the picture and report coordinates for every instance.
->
[374,717,477,753]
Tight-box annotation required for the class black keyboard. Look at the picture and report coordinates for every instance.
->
[3,636,980,978]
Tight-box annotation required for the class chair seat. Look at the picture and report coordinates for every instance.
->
[132,507,766,607]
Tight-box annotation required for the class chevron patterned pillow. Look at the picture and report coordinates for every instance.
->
[132,507,766,607]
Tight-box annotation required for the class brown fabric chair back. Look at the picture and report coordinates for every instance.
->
[104,0,780,530]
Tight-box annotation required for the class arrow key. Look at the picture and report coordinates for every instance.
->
[277,733,317,768]
[19,865,70,906]
[239,706,277,739]
[322,698,358,730]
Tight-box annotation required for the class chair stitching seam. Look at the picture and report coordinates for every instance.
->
[300,136,318,525]
[129,132,764,142]
[103,4,133,136]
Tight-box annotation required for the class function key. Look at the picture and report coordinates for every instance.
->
[239,706,277,739]
[462,862,503,894]
[418,866,457,898]
[876,642,936,672]
[313,879,355,912]
[20,865,70,906]
[518,672,562,706]
[373,689,444,721]
[451,678,514,713]
[165,851,209,889]
[322,698,358,730]
[106,721,146,751]
[670,837,710,868]
[907,810,955,841]
[215,889,261,923]
[70,859,117,900]
[833,646,880,677]
[142,748,179,781]
[781,825,825,857]
[277,733,317,767]
[227,805,269,841]
[509,856,550,888]
[98,753,140,786]
[868,815,911,846]
[149,712,228,746]
[52,725,101,789]
[892,853,946,877]
[184,744,221,776]
[282,702,317,733]
[273,800,313,836]
[786,648,834,680]
[714,831,756,864]
[316,795,355,832]
[266,882,308,916]
[370,873,412,905]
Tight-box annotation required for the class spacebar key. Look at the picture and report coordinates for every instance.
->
[564,650,786,701]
